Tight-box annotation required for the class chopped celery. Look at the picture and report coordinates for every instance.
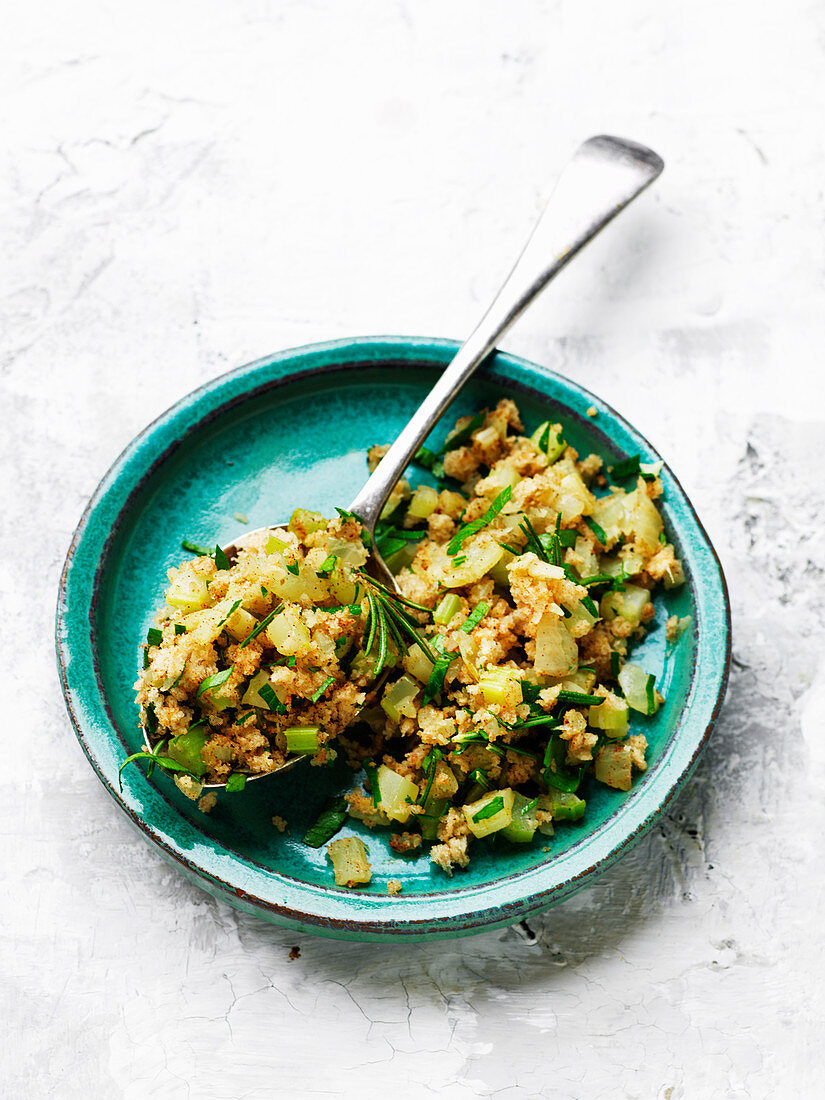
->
[443,540,506,589]
[327,837,372,887]
[375,764,419,823]
[402,639,436,684]
[407,485,439,519]
[381,674,420,722]
[242,669,282,709]
[383,541,418,574]
[166,724,209,777]
[594,743,634,790]
[464,788,515,839]
[478,669,523,709]
[501,793,540,842]
[489,547,515,587]
[433,593,462,626]
[618,663,659,715]
[284,726,321,753]
[265,605,312,655]
[589,690,630,735]
[600,583,651,629]
[265,534,289,555]
[530,420,566,463]
[288,509,327,536]
[540,789,586,821]
[166,570,211,613]
[419,796,448,841]
[534,614,579,677]
[223,605,258,642]
[465,769,492,804]
[555,667,597,694]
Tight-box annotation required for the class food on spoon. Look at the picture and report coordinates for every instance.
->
[131,398,684,877]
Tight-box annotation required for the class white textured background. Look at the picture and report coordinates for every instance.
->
[4,2,824,1097]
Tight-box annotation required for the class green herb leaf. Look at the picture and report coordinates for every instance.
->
[423,649,458,705]
[215,600,242,629]
[315,554,338,577]
[214,544,231,570]
[257,683,286,714]
[118,750,199,792]
[309,675,336,703]
[584,516,607,545]
[147,627,163,646]
[414,445,438,469]
[447,486,512,556]
[173,624,186,636]
[543,737,584,793]
[238,604,284,648]
[364,762,381,806]
[285,561,300,576]
[226,773,247,792]
[579,573,615,587]
[442,411,485,453]
[196,667,233,698]
[303,796,348,848]
[646,673,657,715]
[472,795,505,822]
[181,539,214,556]
[236,712,257,726]
[610,454,641,480]
[557,690,604,706]
[461,601,490,633]
[581,594,599,617]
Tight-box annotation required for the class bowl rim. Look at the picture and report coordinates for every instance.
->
[56,335,731,940]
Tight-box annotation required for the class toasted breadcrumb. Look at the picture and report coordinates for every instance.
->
[387,880,403,895]
[271,815,288,833]
[198,793,218,813]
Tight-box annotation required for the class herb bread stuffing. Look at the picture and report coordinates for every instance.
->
[131,399,685,877]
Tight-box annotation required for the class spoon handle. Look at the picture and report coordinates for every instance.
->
[348,134,664,535]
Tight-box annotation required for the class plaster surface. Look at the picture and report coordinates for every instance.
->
[3,2,823,1097]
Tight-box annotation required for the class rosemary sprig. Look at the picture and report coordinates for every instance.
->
[356,571,438,675]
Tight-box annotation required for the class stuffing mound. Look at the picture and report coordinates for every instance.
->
[134,400,684,875]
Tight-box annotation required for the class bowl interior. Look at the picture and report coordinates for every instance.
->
[91,352,699,898]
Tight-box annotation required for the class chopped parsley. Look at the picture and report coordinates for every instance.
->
[447,485,512,556]
[225,773,247,792]
[315,554,337,577]
[196,667,233,698]
[257,683,286,714]
[303,796,348,848]
[471,795,505,822]
[584,515,607,545]
[461,601,490,633]
[238,604,284,648]
[309,675,335,703]
[609,454,641,480]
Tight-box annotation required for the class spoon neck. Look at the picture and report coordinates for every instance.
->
[349,134,663,536]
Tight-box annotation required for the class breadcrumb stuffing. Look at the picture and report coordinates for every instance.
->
[135,398,672,882]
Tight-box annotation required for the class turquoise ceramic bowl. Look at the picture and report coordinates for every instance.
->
[56,337,730,942]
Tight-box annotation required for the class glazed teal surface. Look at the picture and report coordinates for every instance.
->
[56,337,730,941]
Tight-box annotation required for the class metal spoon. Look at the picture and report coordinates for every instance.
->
[152,135,664,789]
